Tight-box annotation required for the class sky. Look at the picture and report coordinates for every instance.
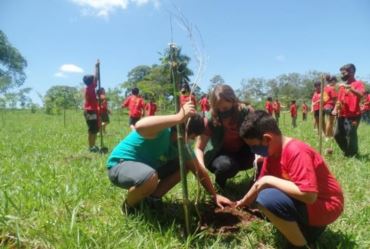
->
[1,0,370,104]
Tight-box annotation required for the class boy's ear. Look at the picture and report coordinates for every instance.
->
[262,133,273,144]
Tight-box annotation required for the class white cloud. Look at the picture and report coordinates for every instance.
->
[59,64,84,73]
[71,0,160,18]
[54,64,84,78]
[275,55,286,62]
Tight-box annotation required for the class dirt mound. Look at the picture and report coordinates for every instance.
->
[199,206,260,235]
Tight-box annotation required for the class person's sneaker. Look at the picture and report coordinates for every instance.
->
[143,196,163,209]
[121,201,137,215]
[89,146,99,153]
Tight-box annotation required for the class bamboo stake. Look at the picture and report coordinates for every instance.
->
[318,76,325,154]
[169,43,190,236]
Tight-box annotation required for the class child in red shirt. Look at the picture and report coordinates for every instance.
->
[334,63,365,157]
[179,83,197,108]
[311,82,323,131]
[199,94,210,117]
[323,76,338,138]
[272,98,281,126]
[145,99,157,116]
[265,97,274,115]
[302,102,308,121]
[290,100,297,128]
[236,110,344,248]
[83,60,99,152]
[122,87,145,129]
[97,88,111,133]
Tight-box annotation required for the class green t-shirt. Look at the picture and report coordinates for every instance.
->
[107,128,193,169]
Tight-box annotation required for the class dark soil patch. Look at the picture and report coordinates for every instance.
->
[199,205,261,235]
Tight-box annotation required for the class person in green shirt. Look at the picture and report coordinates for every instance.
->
[107,102,233,211]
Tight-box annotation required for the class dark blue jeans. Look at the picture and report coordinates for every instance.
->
[334,116,361,157]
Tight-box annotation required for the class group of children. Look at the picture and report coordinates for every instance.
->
[81,62,369,248]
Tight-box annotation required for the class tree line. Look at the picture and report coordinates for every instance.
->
[1,29,369,114]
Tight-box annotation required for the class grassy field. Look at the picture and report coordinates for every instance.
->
[0,109,369,249]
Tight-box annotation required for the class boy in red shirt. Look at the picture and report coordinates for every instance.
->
[145,98,157,116]
[97,88,111,134]
[273,98,281,126]
[265,97,274,115]
[179,83,197,108]
[302,102,308,121]
[311,82,322,131]
[122,87,145,129]
[290,100,297,128]
[334,63,365,157]
[83,60,99,152]
[323,76,338,138]
[236,110,344,248]
[199,94,210,117]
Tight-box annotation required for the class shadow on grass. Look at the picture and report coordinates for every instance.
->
[354,153,370,161]
[269,227,358,249]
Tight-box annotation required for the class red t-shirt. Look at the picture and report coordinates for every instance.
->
[311,91,321,111]
[145,102,157,116]
[122,95,145,118]
[337,80,365,117]
[290,104,297,117]
[180,94,197,108]
[323,85,337,110]
[273,101,281,114]
[259,139,344,226]
[84,80,98,111]
[203,119,244,153]
[199,97,210,112]
[265,101,274,115]
[302,104,308,113]
[100,99,108,113]
[364,94,370,111]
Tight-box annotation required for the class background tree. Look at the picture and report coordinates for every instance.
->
[208,74,225,93]
[121,65,151,96]
[0,30,28,108]
[44,86,81,114]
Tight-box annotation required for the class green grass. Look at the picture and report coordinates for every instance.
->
[0,110,369,248]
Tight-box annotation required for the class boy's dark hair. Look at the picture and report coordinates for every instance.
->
[340,63,356,74]
[171,114,205,136]
[180,82,190,93]
[291,100,296,104]
[96,87,105,95]
[83,75,94,85]
[267,97,272,101]
[132,87,139,95]
[314,81,321,88]
[240,110,281,140]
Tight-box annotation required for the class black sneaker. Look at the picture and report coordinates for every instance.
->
[143,196,163,209]
[89,146,99,153]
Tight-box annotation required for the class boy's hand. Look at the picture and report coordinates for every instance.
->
[213,194,234,209]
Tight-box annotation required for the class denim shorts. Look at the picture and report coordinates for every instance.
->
[108,159,180,189]
[256,188,326,243]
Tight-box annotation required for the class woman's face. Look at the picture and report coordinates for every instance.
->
[215,99,233,112]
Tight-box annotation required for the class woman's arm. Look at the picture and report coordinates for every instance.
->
[135,101,195,139]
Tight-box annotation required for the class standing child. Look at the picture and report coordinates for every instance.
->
[122,87,145,129]
[179,82,197,108]
[290,100,297,128]
[236,110,344,248]
[273,98,281,126]
[302,102,308,121]
[265,97,274,116]
[97,88,111,134]
[145,98,157,116]
[334,63,365,157]
[323,76,338,138]
[83,60,99,152]
[199,94,210,117]
[311,82,323,132]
